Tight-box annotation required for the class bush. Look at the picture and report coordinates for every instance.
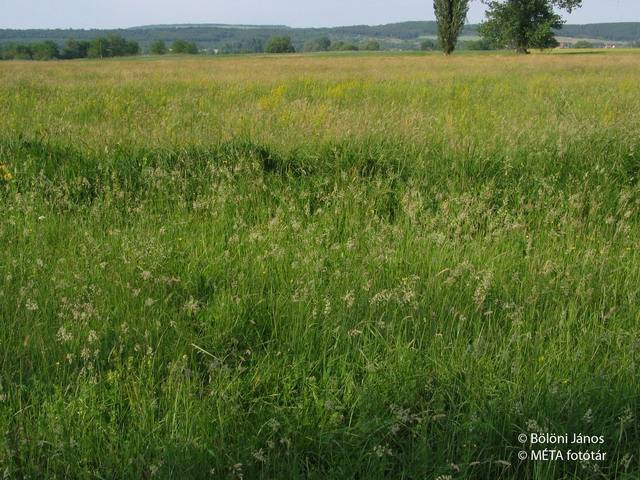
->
[330,41,359,52]
[88,38,109,58]
[265,36,295,54]
[303,37,331,52]
[362,40,381,51]
[463,39,492,51]
[149,40,168,55]
[171,40,199,54]
[88,36,139,58]
[31,41,59,60]
[62,39,90,59]
[0,43,33,60]
[573,40,594,49]
[420,39,438,51]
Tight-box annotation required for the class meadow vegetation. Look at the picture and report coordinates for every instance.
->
[1,51,639,479]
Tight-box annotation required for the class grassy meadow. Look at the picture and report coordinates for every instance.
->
[1,51,640,479]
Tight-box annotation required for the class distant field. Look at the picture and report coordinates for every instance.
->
[1,52,639,479]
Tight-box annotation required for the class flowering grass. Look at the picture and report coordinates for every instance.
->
[1,51,639,479]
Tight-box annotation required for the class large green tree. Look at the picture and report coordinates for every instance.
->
[62,39,90,59]
[87,36,139,58]
[31,41,59,60]
[149,40,168,55]
[479,0,582,53]
[265,36,296,54]
[171,40,199,54]
[434,0,470,55]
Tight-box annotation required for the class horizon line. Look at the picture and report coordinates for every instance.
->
[1,19,639,32]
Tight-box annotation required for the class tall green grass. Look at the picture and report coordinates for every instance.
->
[1,52,639,479]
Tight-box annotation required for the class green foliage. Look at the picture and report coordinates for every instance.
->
[461,38,493,50]
[171,39,199,54]
[62,39,91,59]
[265,36,295,54]
[219,38,264,54]
[0,43,34,60]
[573,40,594,49]
[330,41,359,51]
[420,38,439,50]
[560,23,640,42]
[149,40,168,55]
[480,0,582,53]
[361,40,381,51]
[88,35,140,58]
[30,41,59,60]
[88,37,109,58]
[434,0,470,54]
[303,36,332,52]
[2,20,637,57]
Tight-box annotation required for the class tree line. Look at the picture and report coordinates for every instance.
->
[267,36,381,53]
[2,1,624,60]
[0,35,139,60]
[0,35,199,60]
[0,34,385,60]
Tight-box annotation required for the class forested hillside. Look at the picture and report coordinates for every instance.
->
[0,21,638,53]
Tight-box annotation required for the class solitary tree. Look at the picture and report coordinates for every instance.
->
[265,36,295,54]
[149,40,168,55]
[479,0,582,53]
[433,0,470,54]
[171,40,198,54]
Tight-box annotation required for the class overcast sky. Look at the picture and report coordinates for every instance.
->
[1,0,638,30]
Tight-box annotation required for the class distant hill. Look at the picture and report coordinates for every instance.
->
[559,23,640,42]
[128,24,290,30]
[1,21,638,53]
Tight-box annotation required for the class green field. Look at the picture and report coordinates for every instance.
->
[1,51,639,479]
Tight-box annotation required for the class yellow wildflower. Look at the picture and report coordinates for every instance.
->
[0,164,12,182]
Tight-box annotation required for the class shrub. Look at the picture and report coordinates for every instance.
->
[171,40,198,54]
[31,41,60,60]
[149,40,168,55]
[265,36,296,54]
[62,39,91,59]
[420,39,438,51]
[362,40,381,51]
[304,37,331,52]
[0,43,33,60]
[88,36,139,58]
[573,40,594,49]
[330,41,359,52]
[463,39,493,51]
